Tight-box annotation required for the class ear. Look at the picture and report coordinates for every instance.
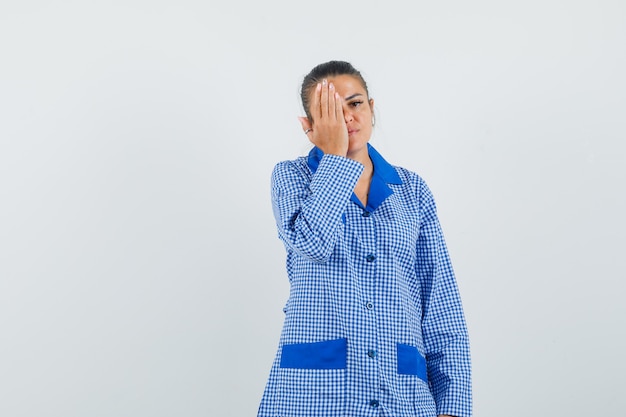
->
[298,116,312,131]
[369,98,375,111]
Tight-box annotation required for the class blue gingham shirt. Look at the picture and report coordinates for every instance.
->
[258,144,472,417]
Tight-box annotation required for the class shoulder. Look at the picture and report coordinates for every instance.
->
[392,165,438,217]
[393,166,434,199]
[272,156,310,177]
[271,156,312,190]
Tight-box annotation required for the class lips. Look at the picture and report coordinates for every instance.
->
[348,129,359,135]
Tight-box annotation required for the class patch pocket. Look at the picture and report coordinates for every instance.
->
[280,338,347,369]
[397,343,428,382]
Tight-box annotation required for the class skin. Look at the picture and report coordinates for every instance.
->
[298,75,375,206]
[299,76,456,417]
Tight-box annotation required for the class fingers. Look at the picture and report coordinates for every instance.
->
[334,89,343,121]
[303,79,348,156]
[327,82,336,118]
[320,79,329,119]
[310,82,321,122]
[317,79,343,122]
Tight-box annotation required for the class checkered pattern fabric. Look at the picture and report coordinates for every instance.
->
[258,145,472,417]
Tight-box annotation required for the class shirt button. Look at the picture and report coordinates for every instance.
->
[366,254,376,262]
[367,349,377,358]
[365,302,374,310]
[369,400,379,408]
[362,211,371,217]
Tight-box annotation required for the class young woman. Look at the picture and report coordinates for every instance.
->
[258,60,472,417]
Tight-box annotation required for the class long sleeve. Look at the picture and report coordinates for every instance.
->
[271,154,363,263]
[260,146,472,417]
[415,182,472,417]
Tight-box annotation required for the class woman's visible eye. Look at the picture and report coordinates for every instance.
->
[349,101,363,108]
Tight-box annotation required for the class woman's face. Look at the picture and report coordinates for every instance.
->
[309,74,375,158]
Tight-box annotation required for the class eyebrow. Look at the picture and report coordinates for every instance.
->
[344,93,363,101]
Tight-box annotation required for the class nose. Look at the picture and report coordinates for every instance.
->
[343,106,354,123]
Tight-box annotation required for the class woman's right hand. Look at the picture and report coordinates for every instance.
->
[298,79,349,157]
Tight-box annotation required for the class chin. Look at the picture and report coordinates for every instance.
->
[347,139,369,156]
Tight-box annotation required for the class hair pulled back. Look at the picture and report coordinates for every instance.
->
[300,60,369,121]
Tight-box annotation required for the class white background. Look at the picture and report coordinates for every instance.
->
[1,1,625,416]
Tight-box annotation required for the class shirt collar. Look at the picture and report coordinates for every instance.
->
[307,143,402,211]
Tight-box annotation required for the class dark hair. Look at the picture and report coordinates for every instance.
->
[300,60,369,121]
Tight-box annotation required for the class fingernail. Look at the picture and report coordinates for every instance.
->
[316,83,321,90]
[329,82,334,89]
[322,79,327,85]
